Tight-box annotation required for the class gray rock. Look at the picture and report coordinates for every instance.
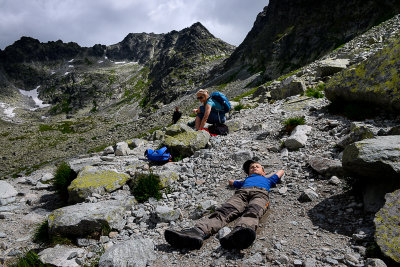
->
[343,136,400,179]
[365,258,387,267]
[329,176,341,185]
[38,245,84,267]
[245,252,263,264]
[155,205,182,222]
[271,76,306,100]
[374,189,400,264]
[284,125,312,150]
[0,181,18,206]
[98,237,156,267]
[298,189,319,202]
[48,199,133,237]
[163,130,210,157]
[103,146,114,155]
[68,166,130,204]
[165,123,194,136]
[308,156,343,177]
[316,58,350,77]
[231,150,254,163]
[225,120,243,132]
[115,142,130,156]
[337,123,374,149]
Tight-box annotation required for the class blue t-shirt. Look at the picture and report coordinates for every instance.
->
[206,97,223,111]
[233,174,280,191]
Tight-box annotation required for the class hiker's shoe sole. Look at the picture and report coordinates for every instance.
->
[220,227,256,250]
[164,229,203,250]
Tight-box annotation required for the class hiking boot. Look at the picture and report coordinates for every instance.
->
[164,227,205,250]
[219,227,256,250]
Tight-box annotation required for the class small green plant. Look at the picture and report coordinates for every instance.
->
[282,116,306,133]
[33,220,49,244]
[131,172,162,203]
[234,103,245,111]
[53,162,77,200]
[11,250,50,267]
[305,87,324,98]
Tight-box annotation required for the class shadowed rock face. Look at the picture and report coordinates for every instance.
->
[222,0,400,80]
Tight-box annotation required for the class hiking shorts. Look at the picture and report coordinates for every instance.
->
[197,105,226,124]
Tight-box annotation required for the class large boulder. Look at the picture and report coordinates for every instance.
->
[342,136,400,212]
[68,166,130,203]
[0,181,18,206]
[325,39,400,112]
[270,76,306,100]
[308,157,343,177]
[374,189,400,263]
[342,136,400,179]
[336,122,374,149]
[99,237,156,267]
[48,199,133,237]
[163,130,210,157]
[316,58,350,77]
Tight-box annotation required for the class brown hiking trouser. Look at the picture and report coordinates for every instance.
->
[195,187,270,236]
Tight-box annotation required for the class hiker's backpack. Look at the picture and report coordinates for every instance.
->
[210,92,231,113]
[144,147,172,162]
[208,123,229,136]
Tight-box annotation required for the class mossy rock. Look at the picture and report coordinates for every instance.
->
[68,166,130,203]
[374,189,400,263]
[325,38,400,112]
[163,130,210,157]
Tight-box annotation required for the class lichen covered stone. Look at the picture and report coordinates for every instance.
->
[374,189,400,263]
[325,38,400,112]
[68,166,130,203]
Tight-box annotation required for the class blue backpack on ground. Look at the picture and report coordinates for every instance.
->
[210,92,231,113]
[145,147,172,162]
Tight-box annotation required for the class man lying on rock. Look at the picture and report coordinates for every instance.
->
[164,160,285,250]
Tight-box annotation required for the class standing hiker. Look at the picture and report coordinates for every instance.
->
[164,160,285,250]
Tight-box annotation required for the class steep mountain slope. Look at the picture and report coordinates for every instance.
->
[222,0,400,80]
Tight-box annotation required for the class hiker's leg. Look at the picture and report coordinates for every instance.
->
[196,106,205,129]
[195,190,247,236]
[235,189,269,231]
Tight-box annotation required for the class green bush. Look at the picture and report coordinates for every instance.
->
[53,162,77,199]
[234,103,245,111]
[33,221,49,244]
[11,250,50,267]
[131,172,162,203]
[282,116,306,133]
[305,87,324,98]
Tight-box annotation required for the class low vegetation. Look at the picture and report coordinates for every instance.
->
[282,116,306,133]
[304,83,325,98]
[11,251,50,267]
[131,172,162,203]
[53,162,77,200]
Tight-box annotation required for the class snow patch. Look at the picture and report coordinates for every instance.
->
[114,61,126,65]
[68,59,74,63]
[19,86,51,109]
[0,102,16,119]
[98,60,104,64]
[68,65,74,68]
[64,72,70,76]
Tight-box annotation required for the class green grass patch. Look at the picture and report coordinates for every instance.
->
[232,87,258,102]
[53,162,77,201]
[11,250,50,267]
[33,220,50,244]
[277,69,302,82]
[305,86,325,98]
[282,116,306,133]
[131,172,162,203]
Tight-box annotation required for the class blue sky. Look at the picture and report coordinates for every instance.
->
[0,0,268,49]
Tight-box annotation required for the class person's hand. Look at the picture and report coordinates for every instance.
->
[228,180,235,186]
[193,109,198,114]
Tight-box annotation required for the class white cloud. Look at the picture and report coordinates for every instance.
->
[0,0,268,49]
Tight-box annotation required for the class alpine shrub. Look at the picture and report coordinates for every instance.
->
[33,220,49,244]
[131,172,162,203]
[11,251,50,267]
[53,162,77,199]
[282,117,306,133]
